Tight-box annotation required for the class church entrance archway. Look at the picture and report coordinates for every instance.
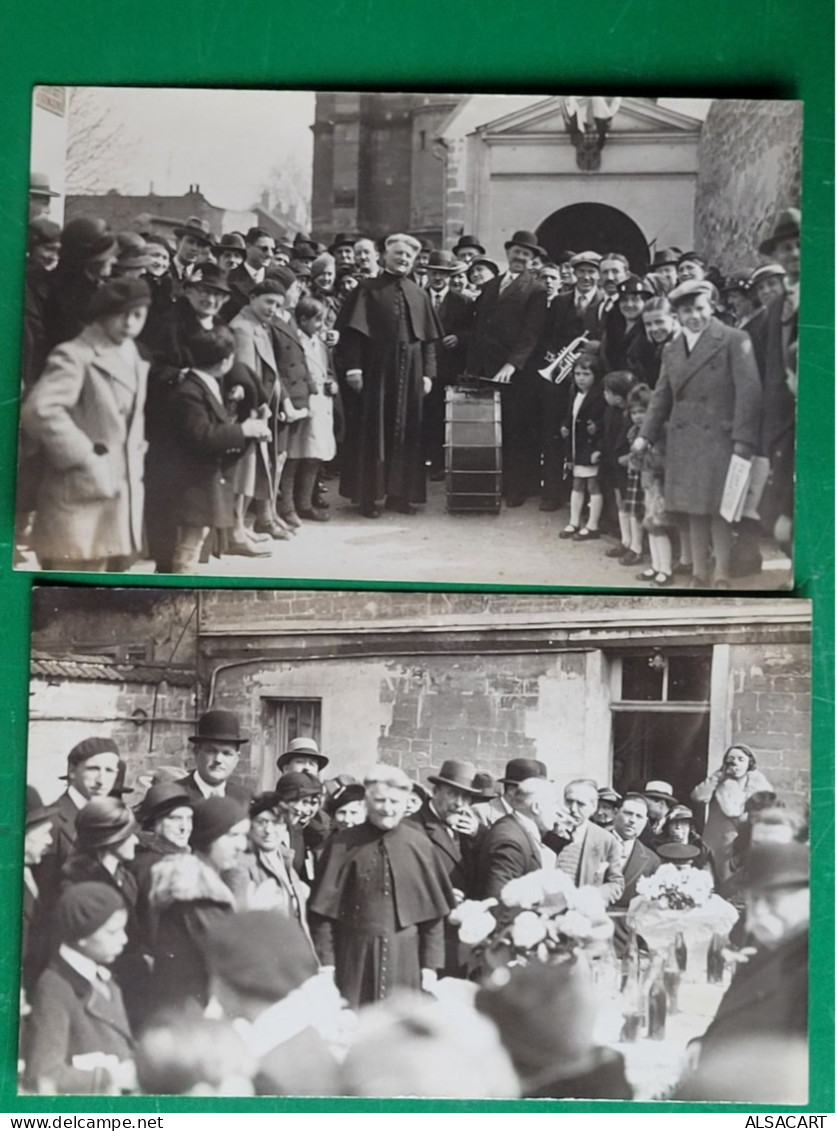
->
[537,203,650,274]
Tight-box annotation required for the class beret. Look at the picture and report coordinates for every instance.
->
[190,796,248,851]
[67,736,120,768]
[56,881,126,943]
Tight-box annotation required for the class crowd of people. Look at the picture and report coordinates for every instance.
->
[18,193,799,584]
[20,709,809,1099]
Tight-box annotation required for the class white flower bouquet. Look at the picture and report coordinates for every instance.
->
[449,869,613,974]
[626,864,739,955]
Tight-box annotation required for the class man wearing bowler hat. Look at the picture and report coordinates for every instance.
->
[452,234,485,265]
[422,249,475,479]
[275,738,331,864]
[643,248,681,296]
[214,232,247,274]
[170,216,214,297]
[475,776,565,899]
[36,737,123,906]
[466,229,548,506]
[329,233,356,269]
[176,709,250,803]
[473,757,548,827]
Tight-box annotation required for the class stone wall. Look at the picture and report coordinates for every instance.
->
[727,641,811,811]
[694,100,802,273]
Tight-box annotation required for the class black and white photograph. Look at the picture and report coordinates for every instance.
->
[21,587,811,1101]
[17,88,801,588]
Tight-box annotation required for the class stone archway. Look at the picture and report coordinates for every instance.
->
[537,203,650,274]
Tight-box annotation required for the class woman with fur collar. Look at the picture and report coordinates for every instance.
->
[148,797,248,1015]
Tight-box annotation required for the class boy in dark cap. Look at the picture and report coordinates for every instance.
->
[23,882,134,1094]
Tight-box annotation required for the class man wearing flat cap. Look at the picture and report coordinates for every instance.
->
[335,233,442,518]
[688,841,808,1079]
[466,229,548,506]
[175,709,251,804]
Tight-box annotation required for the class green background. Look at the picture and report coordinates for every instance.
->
[0,0,833,1113]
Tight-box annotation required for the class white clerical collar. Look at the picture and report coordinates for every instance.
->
[59,943,111,990]
[67,785,89,810]
[192,771,225,799]
[244,262,265,283]
[192,369,224,404]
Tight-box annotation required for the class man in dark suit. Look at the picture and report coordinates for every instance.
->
[422,250,475,478]
[466,230,547,506]
[609,793,660,955]
[221,227,276,323]
[36,738,122,907]
[683,842,808,1101]
[411,759,486,973]
[169,216,214,299]
[22,787,59,998]
[175,709,251,804]
[475,777,561,899]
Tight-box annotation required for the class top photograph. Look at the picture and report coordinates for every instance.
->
[16,88,801,589]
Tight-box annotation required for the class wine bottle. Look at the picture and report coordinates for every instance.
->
[647,960,667,1040]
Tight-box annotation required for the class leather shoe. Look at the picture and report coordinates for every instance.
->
[298,508,330,522]
[279,511,302,529]
[386,497,418,515]
[574,527,601,541]
[253,520,291,540]
[360,505,382,519]
[313,495,330,510]
[605,544,629,558]
[227,540,272,558]
[619,550,642,565]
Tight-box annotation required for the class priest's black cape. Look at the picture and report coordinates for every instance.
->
[335,272,442,509]
[308,818,455,1008]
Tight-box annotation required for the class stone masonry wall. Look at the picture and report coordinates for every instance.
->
[694,100,802,274]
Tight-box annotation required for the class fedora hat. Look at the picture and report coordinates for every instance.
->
[453,234,485,255]
[597,787,622,806]
[329,231,357,253]
[114,232,153,271]
[188,262,232,294]
[214,232,246,254]
[643,780,677,803]
[498,758,548,786]
[135,782,193,829]
[426,249,467,274]
[504,230,542,255]
[75,797,139,852]
[651,247,682,268]
[427,759,484,795]
[276,736,329,772]
[26,785,58,828]
[30,171,60,198]
[759,208,801,256]
[173,216,213,245]
[188,709,248,746]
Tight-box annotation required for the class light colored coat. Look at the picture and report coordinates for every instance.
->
[229,305,280,402]
[21,324,148,564]
[641,317,762,515]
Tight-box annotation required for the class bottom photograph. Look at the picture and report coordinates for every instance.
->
[20,589,812,1103]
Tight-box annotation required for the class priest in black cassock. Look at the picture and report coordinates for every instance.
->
[308,765,455,1009]
[335,234,443,517]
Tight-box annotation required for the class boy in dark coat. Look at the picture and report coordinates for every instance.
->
[165,326,271,572]
[23,883,134,1095]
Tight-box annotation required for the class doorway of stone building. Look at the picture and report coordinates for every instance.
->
[258,697,322,789]
[537,203,650,274]
[609,649,712,825]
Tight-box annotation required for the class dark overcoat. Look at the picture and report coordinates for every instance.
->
[610,838,660,955]
[167,370,249,527]
[308,819,454,1007]
[270,317,317,410]
[336,272,441,508]
[474,813,542,900]
[640,318,762,515]
[564,383,606,468]
[23,956,133,1094]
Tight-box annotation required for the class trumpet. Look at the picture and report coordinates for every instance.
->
[538,332,590,385]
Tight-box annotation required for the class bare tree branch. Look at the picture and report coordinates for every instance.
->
[65,88,133,194]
